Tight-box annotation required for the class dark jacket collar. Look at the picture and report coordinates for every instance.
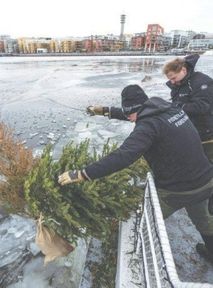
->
[136,97,171,120]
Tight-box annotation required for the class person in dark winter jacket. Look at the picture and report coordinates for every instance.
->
[163,54,213,162]
[58,84,213,264]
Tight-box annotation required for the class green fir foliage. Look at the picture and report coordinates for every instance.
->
[24,139,149,243]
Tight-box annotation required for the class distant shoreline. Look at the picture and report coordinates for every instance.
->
[0,51,190,57]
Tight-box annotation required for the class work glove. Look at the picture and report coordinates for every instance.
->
[86,106,109,116]
[58,170,84,186]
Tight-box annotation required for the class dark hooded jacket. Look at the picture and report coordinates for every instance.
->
[166,54,213,141]
[84,97,213,193]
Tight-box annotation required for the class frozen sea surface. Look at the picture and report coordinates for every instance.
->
[0,55,213,287]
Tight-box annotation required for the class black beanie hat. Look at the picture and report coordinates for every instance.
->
[121,84,148,116]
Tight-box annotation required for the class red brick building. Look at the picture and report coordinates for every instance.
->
[131,33,146,50]
[145,24,164,52]
[83,38,103,52]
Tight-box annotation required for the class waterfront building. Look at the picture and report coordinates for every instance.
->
[130,33,146,50]
[28,41,37,53]
[0,35,18,53]
[49,39,61,53]
[188,37,213,51]
[17,37,51,54]
[144,24,164,52]
[83,36,100,52]
[161,34,172,51]
[60,39,76,53]
[4,38,18,53]
[167,30,195,48]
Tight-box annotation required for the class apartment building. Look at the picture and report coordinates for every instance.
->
[60,40,76,53]
[49,39,61,53]
[17,38,51,53]
[188,38,213,51]
[131,33,146,50]
[144,24,164,52]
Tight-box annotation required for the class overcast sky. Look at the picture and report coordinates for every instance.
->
[1,0,212,38]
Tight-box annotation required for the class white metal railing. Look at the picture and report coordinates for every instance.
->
[116,172,213,288]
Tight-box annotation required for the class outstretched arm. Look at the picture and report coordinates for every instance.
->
[86,106,128,121]
[58,121,156,185]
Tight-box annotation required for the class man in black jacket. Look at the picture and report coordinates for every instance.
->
[58,84,213,264]
[163,54,213,162]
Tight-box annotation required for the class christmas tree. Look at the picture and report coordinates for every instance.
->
[24,139,149,243]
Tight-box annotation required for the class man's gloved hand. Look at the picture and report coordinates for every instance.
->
[86,106,104,116]
[58,170,84,186]
[86,106,109,116]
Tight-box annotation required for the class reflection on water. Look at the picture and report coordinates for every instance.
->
[129,58,159,73]
[82,57,165,88]
[97,57,163,73]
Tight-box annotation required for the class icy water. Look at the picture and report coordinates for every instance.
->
[0,55,170,156]
[0,55,213,155]
[0,55,213,287]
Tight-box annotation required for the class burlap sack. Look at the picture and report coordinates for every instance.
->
[35,214,74,265]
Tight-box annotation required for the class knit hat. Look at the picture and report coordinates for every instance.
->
[121,85,148,116]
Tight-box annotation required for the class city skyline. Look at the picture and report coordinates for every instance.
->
[1,0,213,38]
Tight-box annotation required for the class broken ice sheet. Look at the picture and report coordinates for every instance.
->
[97,129,116,139]
[0,215,36,267]
[74,121,97,132]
